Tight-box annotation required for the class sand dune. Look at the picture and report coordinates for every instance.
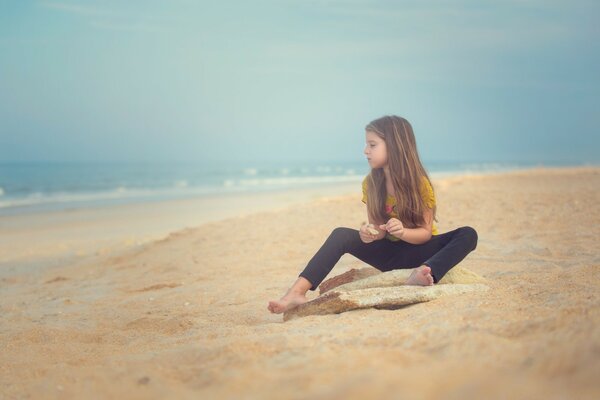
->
[1,166,599,399]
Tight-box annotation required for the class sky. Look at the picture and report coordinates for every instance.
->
[0,0,598,167]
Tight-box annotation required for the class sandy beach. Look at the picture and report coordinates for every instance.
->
[1,166,599,399]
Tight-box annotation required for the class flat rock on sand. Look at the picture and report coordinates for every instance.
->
[284,283,490,321]
[319,265,486,294]
[284,267,489,321]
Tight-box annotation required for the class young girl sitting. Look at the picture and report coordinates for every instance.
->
[268,115,478,314]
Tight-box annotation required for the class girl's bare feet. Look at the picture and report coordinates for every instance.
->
[268,292,309,314]
[406,265,434,286]
[268,277,312,314]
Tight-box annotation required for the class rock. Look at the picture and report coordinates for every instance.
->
[284,267,488,321]
[284,283,489,321]
[318,267,380,294]
[319,266,485,294]
[330,269,411,293]
[366,225,379,235]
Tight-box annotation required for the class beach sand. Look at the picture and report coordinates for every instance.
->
[1,166,599,399]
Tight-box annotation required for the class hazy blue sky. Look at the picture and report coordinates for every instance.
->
[0,0,598,166]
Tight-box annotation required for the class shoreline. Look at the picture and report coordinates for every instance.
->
[2,162,596,218]
[0,181,361,276]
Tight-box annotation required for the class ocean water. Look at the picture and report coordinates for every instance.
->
[0,160,584,216]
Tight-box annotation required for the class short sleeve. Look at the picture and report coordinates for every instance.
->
[420,177,436,209]
[361,177,368,204]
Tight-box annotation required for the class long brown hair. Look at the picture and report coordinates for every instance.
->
[365,115,437,228]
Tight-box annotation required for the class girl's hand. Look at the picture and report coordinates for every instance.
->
[379,218,404,239]
[359,222,378,243]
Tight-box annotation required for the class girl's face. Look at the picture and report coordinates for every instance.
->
[364,130,388,169]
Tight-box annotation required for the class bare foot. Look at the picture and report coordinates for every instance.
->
[406,265,434,286]
[268,292,309,314]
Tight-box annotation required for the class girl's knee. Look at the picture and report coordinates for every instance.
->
[460,226,478,250]
[329,227,360,244]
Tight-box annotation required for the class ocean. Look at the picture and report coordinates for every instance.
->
[0,160,585,216]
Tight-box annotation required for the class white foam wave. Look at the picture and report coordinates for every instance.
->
[316,166,332,173]
[0,173,364,211]
[232,174,363,187]
[0,185,215,210]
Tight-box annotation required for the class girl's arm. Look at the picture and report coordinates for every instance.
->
[397,227,432,244]
[399,207,434,244]
[385,207,434,244]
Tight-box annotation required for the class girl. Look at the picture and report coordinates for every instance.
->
[268,115,478,314]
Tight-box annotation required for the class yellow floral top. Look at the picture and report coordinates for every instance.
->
[361,176,438,241]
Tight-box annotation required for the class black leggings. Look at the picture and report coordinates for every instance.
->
[298,226,478,290]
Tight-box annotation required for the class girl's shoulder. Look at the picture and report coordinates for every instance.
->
[361,176,369,204]
[419,176,433,191]
[419,176,435,208]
